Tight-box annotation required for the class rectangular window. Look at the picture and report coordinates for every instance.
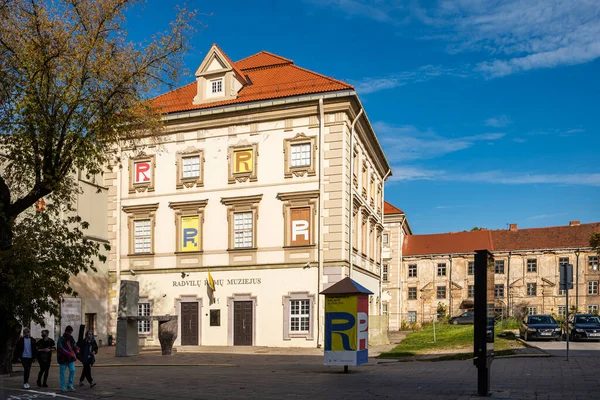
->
[588,305,599,314]
[559,257,569,268]
[437,263,447,277]
[527,259,537,273]
[590,256,599,271]
[408,287,417,300]
[85,313,96,336]
[494,284,505,298]
[527,307,537,315]
[407,311,417,323]
[558,306,566,318]
[382,303,388,315]
[437,285,446,299]
[468,285,475,298]
[137,303,151,334]
[558,289,566,296]
[210,310,221,326]
[290,143,311,168]
[289,207,311,246]
[382,264,389,282]
[233,212,253,249]
[495,260,505,274]
[211,79,222,93]
[383,234,389,245]
[468,262,474,276]
[527,283,537,296]
[588,281,599,295]
[134,219,151,254]
[408,264,417,278]
[290,299,310,333]
[182,156,200,179]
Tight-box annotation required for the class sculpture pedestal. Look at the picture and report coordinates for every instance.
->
[115,319,139,357]
[158,319,178,356]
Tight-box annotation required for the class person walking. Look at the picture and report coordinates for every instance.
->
[77,330,98,388]
[36,329,55,387]
[15,328,37,389]
[57,326,79,392]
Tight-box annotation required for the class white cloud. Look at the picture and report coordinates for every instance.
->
[375,122,505,162]
[350,65,465,94]
[388,166,600,186]
[526,213,567,220]
[485,115,511,127]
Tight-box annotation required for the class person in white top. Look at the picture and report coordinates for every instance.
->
[16,328,37,389]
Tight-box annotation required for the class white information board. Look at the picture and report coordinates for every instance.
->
[60,298,82,335]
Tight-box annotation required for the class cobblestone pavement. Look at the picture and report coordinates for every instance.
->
[1,348,599,400]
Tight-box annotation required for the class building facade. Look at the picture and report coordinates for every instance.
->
[105,45,390,348]
[388,215,600,327]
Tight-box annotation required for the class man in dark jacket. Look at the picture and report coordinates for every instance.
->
[15,328,37,389]
[57,326,79,392]
[36,329,55,387]
[77,330,98,387]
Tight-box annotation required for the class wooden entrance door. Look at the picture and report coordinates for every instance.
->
[233,301,253,346]
[181,302,199,346]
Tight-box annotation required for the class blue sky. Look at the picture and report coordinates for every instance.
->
[127,0,600,234]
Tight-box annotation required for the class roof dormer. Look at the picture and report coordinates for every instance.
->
[193,44,247,105]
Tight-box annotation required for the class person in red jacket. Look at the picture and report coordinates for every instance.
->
[15,328,37,389]
[57,326,79,392]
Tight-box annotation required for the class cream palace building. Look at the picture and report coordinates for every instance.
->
[104,45,391,348]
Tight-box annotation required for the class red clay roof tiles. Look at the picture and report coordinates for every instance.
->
[384,201,404,215]
[151,48,353,115]
[404,222,600,256]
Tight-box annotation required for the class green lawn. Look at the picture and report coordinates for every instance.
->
[379,323,525,360]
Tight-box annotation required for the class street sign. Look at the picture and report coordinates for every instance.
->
[559,263,573,290]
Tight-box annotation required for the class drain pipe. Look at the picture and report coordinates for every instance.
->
[449,254,453,317]
[576,248,580,310]
[115,144,122,340]
[379,169,391,315]
[316,97,325,348]
[507,251,511,317]
[348,108,364,279]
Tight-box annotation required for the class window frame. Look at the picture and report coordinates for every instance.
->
[408,264,417,278]
[588,305,599,314]
[527,258,537,273]
[282,292,315,340]
[133,219,152,254]
[221,195,262,251]
[137,298,153,337]
[437,285,447,299]
[557,305,566,318]
[407,311,417,323]
[277,190,319,248]
[526,282,537,296]
[408,287,417,300]
[175,148,205,189]
[468,261,474,276]
[128,153,156,194]
[437,263,447,277]
[123,203,159,257]
[495,260,505,274]
[589,256,599,271]
[211,78,223,94]
[169,200,208,254]
[468,285,475,298]
[283,133,317,178]
[494,284,505,298]
[588,280,599,295]
[527,306,538,315]
[382,263,389,282]
[382,233,389,245]
[228,143,259,184]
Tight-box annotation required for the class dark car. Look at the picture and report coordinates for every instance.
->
[448,311,474,325]
[567,314,600,341]
[520,315,562,341]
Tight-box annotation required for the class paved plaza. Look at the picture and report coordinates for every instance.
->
[1,344,600,400]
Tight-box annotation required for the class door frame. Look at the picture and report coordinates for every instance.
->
[227,293,257,346]
[174,295,202,346]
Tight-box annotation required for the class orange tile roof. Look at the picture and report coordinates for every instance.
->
[404,230,493,256]
[384,201,404,215]
[212,44,247,84]
[151,48,353,115]
[404,222,600,256]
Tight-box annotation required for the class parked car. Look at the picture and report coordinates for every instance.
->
[448,311,474,325]
[567,314,600,341]
[520,315,562,341]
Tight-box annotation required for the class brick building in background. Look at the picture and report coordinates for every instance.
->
[382,200,600,329]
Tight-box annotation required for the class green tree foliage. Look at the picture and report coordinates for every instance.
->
[0,0,195,373]
[591,233,600,256]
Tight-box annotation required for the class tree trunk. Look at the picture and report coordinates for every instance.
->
[0,309,21,374]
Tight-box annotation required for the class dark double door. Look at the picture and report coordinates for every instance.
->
[233,301,253,346]
[181,302,199,346]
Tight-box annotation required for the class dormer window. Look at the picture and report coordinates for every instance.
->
[211,79,223,94]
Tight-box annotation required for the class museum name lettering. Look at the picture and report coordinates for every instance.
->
[172,278,262,287]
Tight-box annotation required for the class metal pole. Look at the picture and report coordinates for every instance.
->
[565,287,569,361]
[433,314,437,343]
